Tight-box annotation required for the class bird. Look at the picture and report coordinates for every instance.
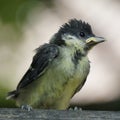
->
[7,19,105,111]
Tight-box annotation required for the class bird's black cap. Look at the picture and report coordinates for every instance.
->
[58,19,92,35]
[51,19,94,46]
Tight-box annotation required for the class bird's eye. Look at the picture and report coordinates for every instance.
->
[79,32,85,37]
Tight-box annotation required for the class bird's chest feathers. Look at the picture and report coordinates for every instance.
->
[53,47,90,82]
[50,46,90,100]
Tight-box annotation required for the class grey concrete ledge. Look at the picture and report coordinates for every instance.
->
[0,108,120,120]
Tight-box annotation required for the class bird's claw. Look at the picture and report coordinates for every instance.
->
[68,106,82,111]
[21,105,33,111]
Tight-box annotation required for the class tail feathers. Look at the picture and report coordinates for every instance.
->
[6,90,18,100]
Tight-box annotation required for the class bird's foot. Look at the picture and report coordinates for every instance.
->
[21,105,33,111]
[68,106,82,111]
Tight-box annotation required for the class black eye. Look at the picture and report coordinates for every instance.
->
[79,32,85,37]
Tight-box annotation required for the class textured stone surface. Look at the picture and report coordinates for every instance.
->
[0,108,120,120]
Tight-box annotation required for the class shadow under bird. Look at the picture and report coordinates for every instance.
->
[7,19,105,111]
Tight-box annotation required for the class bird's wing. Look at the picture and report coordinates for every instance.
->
[17,43,59,89]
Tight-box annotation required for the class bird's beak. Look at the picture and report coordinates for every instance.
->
[86,36,105,45]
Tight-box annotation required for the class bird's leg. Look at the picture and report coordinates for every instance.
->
[21,105,33,111]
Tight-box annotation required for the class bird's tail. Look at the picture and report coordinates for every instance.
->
[6,90,18,100]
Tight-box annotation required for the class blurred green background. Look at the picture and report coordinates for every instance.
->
[0,0,120,110]
[0,0,54,107]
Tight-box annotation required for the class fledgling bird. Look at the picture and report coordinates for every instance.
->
[7,19,105,111]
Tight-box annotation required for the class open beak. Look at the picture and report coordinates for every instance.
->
[86,36,105,45]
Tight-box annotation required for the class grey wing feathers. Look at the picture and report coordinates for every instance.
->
[17,43,59,89]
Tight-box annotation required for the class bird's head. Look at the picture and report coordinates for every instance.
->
[50,19,105,54]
